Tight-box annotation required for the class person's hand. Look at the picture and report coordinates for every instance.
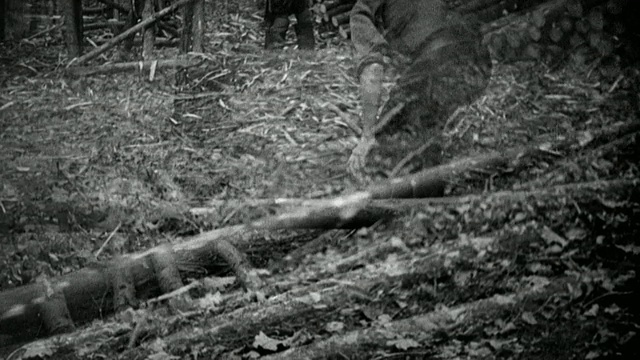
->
[347,135,376,182]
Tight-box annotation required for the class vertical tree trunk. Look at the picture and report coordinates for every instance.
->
[61,0,83,57]
[141,0,155,59]
[176,0,194,85]
[179,0,194,53]
[192,0,204,52]
[0,0,5,41]
[45,0,55,32]
[123,0,142,52]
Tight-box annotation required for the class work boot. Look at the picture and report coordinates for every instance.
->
[265,16,289,49]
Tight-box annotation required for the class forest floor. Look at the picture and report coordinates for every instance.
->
[1,0,639,359]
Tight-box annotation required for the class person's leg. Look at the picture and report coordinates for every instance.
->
[265,15,290,49]
[264,1,290,49]
[293,1,315,49]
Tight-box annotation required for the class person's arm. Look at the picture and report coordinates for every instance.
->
[347,1,387,179]
[351,0,388,75]
[350,0,388,137]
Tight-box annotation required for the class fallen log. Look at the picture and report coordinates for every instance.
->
[0,203,386,347]
[90,37,180,48]
[368,121,640,199]
[6,170,634,356]
[191,178,637,223]
[331,12,350,27]
[0,226,326,347]
[2,176,635,349]
[83,20,126,31]
[66,57,203,76]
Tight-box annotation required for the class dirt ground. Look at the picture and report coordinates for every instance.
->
[1,0,639,359]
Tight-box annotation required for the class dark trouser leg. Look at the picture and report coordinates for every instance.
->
[294,8,315,50]
[265,15,289,49]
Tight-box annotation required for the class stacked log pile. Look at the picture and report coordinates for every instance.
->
[310,0,547,40]
[311,0,356,39]
[484,0,639,64]
[311,0,639,66]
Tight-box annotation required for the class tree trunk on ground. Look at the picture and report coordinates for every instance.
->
[0,227,321,347]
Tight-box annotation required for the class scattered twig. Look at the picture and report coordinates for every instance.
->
[325,102,361,135]
[147,281,200,305]
[64,102,93,110]
[22,23,63,41]
[95,0,129,14]
[95,222,122,259]
[373,101,405,135]
[388,140,434,178]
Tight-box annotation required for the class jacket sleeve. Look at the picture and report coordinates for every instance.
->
[350,0,389,77]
